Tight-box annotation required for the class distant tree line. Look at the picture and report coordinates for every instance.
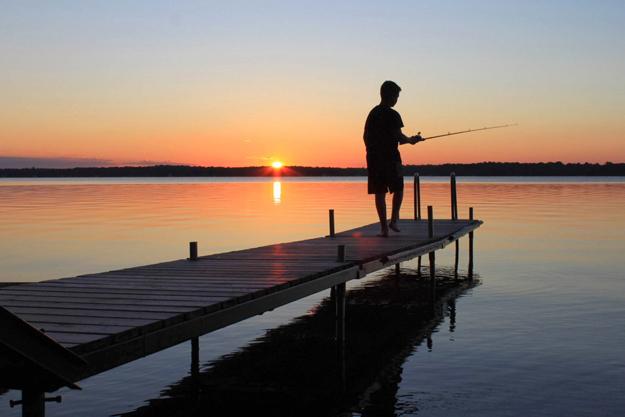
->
[1,162,624,177]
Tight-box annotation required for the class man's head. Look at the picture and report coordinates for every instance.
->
[380,80,401,107]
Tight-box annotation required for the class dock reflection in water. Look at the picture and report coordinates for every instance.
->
[119,267,478,417]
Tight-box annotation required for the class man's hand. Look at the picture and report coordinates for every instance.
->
[410,134,423,144]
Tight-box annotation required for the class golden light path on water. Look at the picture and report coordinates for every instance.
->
[273,180,282,204]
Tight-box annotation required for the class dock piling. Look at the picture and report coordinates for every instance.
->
[19,390,45,417]
[334,281,346,391]
[413,173,421,220]
[428,206,436,286]
[469,207,474,279]
[337,245,345,262]
[427,206,434,239]
[417,256,422,278]
[335,283,346,344]
[189,242,198,261]
[451,174,460,279]
[191,337,199,381]
[329,209,335,237]
[454,241,460,279]
[415,173,423,275]
[450,172,458,220]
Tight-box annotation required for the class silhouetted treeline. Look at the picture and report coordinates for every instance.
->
[1,162,624,177]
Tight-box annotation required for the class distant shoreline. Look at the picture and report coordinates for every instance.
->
[1,162,624,177]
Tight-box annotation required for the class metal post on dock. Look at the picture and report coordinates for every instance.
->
[468,207,474,279]
[413,173,421,220]
[189,241,198,261]
[329,209,335,237]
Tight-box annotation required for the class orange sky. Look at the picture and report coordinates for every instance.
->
[1,2,624,167]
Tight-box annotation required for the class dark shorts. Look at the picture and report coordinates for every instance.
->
[367,156,404,194]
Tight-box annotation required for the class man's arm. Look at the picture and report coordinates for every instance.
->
[395,128,423,145]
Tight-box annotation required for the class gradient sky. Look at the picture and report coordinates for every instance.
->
[1,1,624,167]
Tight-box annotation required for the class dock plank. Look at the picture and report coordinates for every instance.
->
[4,305,179,320]
[0,294,224,309]
[11,313,158,327]
[0,218,482,390]
[0,300,197,313]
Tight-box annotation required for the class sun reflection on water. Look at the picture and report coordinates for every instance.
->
[272,180,281,204]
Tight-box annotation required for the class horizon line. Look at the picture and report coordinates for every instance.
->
[1,161,624,170]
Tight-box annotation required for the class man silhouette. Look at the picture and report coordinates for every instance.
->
[364,81,422,237]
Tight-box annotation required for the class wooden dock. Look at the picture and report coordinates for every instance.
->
[0,177,482,416]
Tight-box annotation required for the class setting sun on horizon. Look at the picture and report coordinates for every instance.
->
[1,2,624,168]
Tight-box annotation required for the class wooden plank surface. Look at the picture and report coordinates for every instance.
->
[0,219,481,357]
[3,305,178,320]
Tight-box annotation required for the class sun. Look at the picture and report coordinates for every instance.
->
[271,161,283,169]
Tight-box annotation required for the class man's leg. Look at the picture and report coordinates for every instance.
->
[375,192,388,236]
[389,189,403,232]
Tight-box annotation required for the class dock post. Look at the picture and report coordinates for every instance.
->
[415,173,422,275]
[337,244,345,262]
[427,206,436,290]
[450,172,458,220]
[454,241,459,280]
[451,173,459,278]
[191,337,200,381]
[468,207,474,279]
[329,209,335,237]
[413,173,421,220]
[335,281,347,392]
[395,263,400,276]
[334,243,347,361]
[417,256,422,278]
[335,283,346,344]
[11,391,62,417]
[427,206,434,239]
[21,390,45,417]
[335,245,346,341]
[189,242,198,261]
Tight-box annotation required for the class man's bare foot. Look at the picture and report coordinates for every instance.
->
[389,221,401,232]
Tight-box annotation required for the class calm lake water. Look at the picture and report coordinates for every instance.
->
[1,177,624,416]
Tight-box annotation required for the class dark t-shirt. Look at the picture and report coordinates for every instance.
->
[363,105,404,163]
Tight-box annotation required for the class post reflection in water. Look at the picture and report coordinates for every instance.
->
[118,267,478,417]
[273,180,282,204]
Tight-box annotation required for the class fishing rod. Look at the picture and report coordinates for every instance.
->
[419,123,517,141]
